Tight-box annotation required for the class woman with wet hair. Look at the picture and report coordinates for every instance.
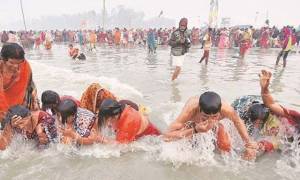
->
[57,99,99,145]
[0,43,39,123]
[97,99,160,144]
[0,105,57,150]
[231,70,300,155]
[41,90,61,116]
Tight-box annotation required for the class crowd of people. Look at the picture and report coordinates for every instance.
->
[1,25,299,51]
[0,41,299,161]
[0,18,299,161]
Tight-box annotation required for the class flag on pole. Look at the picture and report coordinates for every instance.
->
[209,0,218,28]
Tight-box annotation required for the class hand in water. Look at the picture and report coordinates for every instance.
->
[259,70,272,92]
[59,125,76,139]
[242,141,259,160]
[242,148,257,161]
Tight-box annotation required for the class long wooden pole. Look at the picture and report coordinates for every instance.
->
[20,0,27,31]
[102,0,106,29]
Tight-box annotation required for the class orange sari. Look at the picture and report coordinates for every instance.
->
[80,83,116,113]
[0,60,36,121]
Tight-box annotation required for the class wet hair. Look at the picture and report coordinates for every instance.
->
[57,99,78,125]
[247,103,270,124]
[1,105,30,130]
[119,99,139,111]
[0,43,25,61]
[199,91,222,114]
[41,90,60,112]
[68,44,73,48]
[98,99,124,128]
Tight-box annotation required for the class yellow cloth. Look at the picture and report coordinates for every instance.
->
[284,36,293,51]
[203,34,212,50]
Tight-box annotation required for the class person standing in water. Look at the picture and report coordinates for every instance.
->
[199,28,212,65]
[169,18,191,81]
[239,28,252,59]
[276,27,296,67]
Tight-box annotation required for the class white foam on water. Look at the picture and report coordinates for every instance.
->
[29,60,144,101]
[275,134,300,179]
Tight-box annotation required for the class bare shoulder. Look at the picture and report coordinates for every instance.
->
[220,100,235,117]
[185,96,199,110]
[173,96,199,124]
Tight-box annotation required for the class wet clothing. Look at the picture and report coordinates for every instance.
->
[135,122,161,139]
[0,60,37,121]
[74,108,96,137]
[239,40,250,56]
[14,111,58,145]
[216,123,231,152]
[232,95,300,152]
[80,83,117,114]
[116,106,160,143]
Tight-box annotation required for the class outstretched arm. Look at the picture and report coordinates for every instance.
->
[259,70,285,116]
[222,102,252,144]
[222,102,258,160]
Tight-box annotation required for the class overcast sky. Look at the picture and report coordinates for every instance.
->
[0,0,299,29]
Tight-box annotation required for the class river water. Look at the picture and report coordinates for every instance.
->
[1,44,300,180]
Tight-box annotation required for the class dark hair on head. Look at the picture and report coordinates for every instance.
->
[247,103,270,124]
[98,99,124,128]
[1,105,30,130]
[208,28,213,32]
[41,90,60,112]
[199,91,222,114]
[69,44,73,47]
[0,43,25,61]
[58,99,78,125]
[118,100,139,111]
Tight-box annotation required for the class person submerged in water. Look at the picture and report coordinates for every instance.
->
[0,105,58,150]
[80,83,149,116]
[57,99,99,145]
[97,99,161,144]
[68,44,86,60]
[41,90,61,117]
[232,70,300,156]
[245,70,299,155]
[163,91,258,160]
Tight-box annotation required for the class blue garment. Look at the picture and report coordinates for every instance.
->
[147,32,156,51]
[78,32,84,46]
